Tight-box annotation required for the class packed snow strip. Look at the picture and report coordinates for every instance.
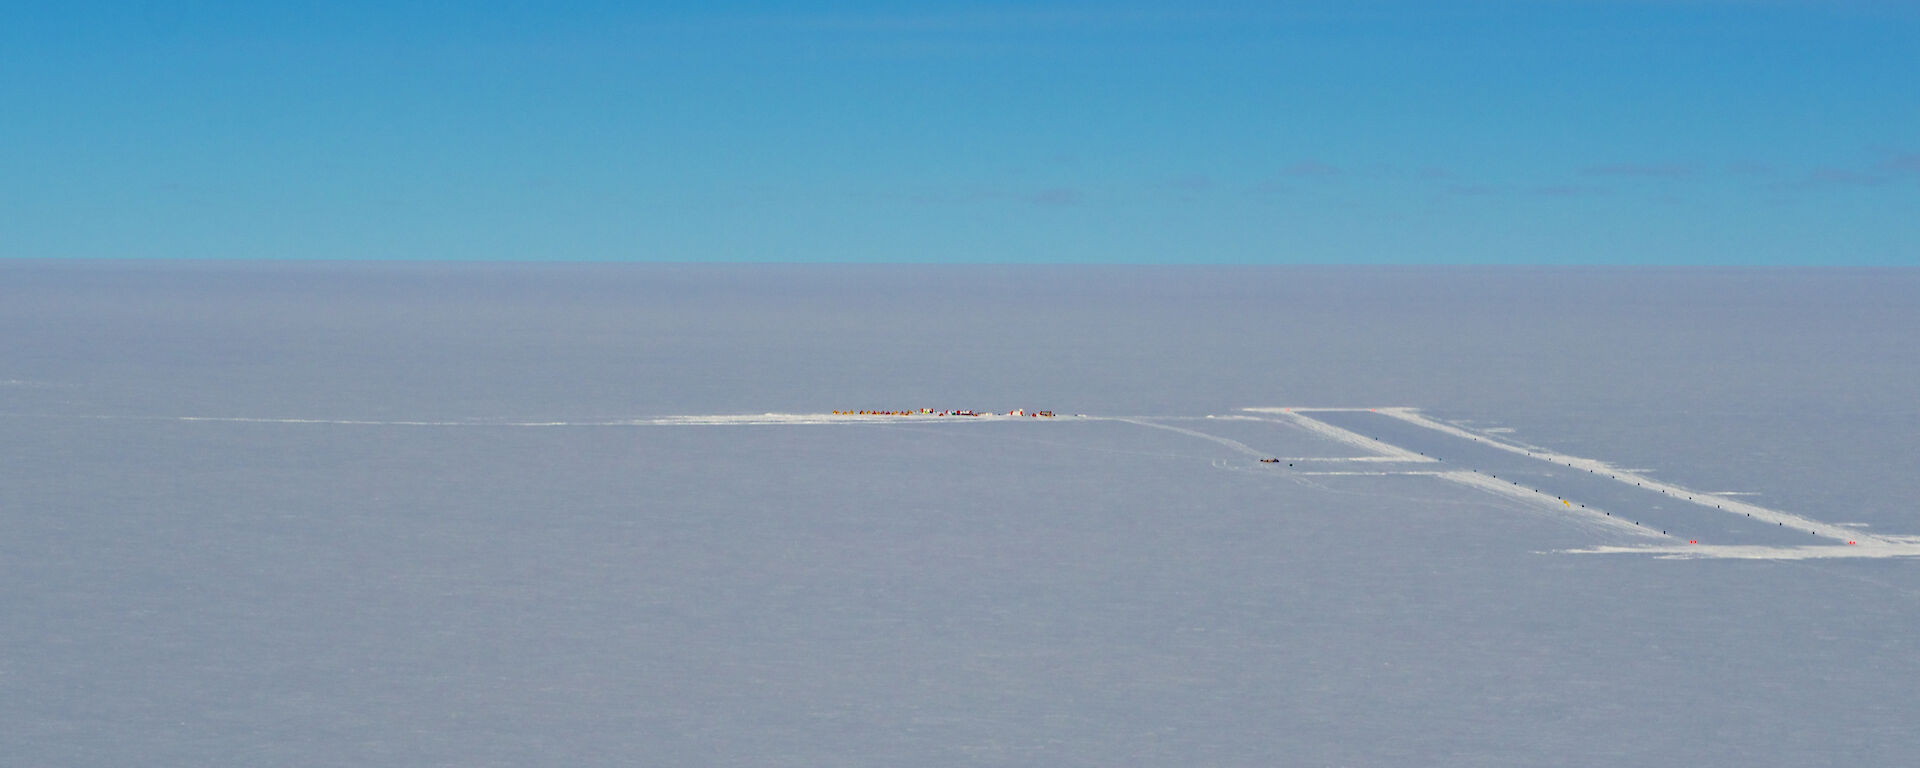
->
[1240,408,1436,463]
[639,408,1071,426]
[169,415,576,426]
[636,412,1059,426]
[1438,470,1663,539]
[1280,456,1425,463]
[1364,407,1879,545]
[1245,405,1913,558]
[1294,470,1449,477]
[634,414,873,426]
[53,411,1072,428]
[1563,542,1920,560]
[1248,407,1382,412]
[60,413,656,427]
[1105,417,1272,458]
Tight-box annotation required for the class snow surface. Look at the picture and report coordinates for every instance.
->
[6,261,1920,766]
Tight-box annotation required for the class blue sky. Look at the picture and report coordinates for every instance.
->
[4,0,1916,263]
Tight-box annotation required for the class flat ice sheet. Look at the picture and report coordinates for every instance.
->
[6,262,1920,766]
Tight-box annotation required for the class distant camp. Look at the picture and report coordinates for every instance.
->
[830,408,1056,418]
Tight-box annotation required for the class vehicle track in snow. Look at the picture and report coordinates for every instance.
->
[1240,407,1920,559]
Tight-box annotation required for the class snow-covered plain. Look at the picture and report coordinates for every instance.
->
[5,262,1920,766]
